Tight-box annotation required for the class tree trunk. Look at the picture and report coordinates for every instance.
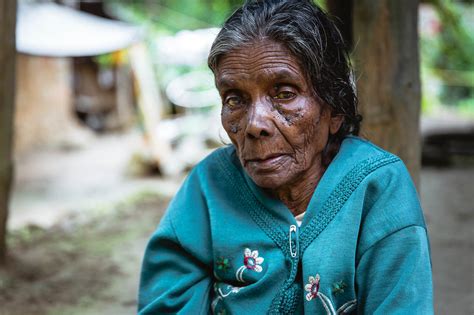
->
[0,0,17,264]
[353,0,421,187]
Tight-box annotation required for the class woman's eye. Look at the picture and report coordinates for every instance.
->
[274,91,296,100]
[225,96,242,107]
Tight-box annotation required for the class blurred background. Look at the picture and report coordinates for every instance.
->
[0,0,473,314]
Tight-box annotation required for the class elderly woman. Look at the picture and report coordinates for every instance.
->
[138,0,433,314]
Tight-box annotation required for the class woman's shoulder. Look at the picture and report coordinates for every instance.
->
[337,138,428,257]
[339,136,415,191]
[339,136,399,161]
[335,136,414,190]
[196,144,237,168]
[323,136,404,199]
[173,145,243,204]
[192,145,242,181]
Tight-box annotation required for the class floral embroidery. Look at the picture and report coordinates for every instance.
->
[235,248,264,282]
[305,274,321,301]
[216,284,242,298]
[332,280,347,295]
[337,299,357,314]
[243,248,264,271]
[216,257,232,272]
[211,284,242,314]
[305,274,357,315]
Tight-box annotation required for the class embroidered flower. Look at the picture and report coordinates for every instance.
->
[332,280,347,295]
[235,248,265,282]
[216,257,231,272]
[304,274,344,313]
[305,274,321,301]
[243,248,264,272]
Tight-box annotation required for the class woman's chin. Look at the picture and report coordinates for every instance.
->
[245,169,293,191]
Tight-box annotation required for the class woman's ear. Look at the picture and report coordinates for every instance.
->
[329,114,344,135]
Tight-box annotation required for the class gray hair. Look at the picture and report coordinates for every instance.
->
[208,0,361,164]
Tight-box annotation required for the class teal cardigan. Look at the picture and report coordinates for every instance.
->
[138,137,433,314]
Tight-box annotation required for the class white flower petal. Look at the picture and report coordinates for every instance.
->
[308,276,315,284]
[254,265,263,272]
[255,257,264,265]
[315,274,320,281]
[251,250,259,258]
[306,293,314,301]
[304,284,313,292]
[244,248,251,257]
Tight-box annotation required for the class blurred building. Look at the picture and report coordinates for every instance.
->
[15,3,140,156]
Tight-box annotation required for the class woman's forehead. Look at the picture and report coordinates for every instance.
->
[215,40,306,87]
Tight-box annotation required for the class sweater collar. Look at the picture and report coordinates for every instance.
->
[223,136,373,228]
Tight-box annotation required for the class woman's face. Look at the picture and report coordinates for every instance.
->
[216,40,342,190]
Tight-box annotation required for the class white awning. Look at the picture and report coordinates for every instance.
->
[17,3,141,57]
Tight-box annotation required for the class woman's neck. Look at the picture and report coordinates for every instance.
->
[274,164,325,217]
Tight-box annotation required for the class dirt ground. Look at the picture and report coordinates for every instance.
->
[1,132,473,315]
[1,192,168,315]
[420,167,474,314]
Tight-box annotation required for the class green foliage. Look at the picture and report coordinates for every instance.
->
[313,0,327,10]
[106,0,243,33]
[107,0,327,33]
[422,0,474,107]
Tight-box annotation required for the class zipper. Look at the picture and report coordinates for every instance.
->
[289,224,299,258]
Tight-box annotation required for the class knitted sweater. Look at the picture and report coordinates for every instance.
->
[138,136,433,314]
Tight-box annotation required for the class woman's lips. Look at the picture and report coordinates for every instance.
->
[245,154,289,171]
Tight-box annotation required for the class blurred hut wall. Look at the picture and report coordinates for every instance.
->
[14,3,140,156]
[15,54,77,156]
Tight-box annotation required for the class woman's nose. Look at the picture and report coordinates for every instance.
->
[245,99,274,139]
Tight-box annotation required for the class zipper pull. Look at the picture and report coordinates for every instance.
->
[289,224,298,258]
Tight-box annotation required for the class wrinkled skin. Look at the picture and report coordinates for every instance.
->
[216,40,343,215]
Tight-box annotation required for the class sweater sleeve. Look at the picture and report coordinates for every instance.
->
[138,169,213,315]
[355,161,434,314]
[355,225,434,314]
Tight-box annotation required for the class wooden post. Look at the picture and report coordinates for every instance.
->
[353,0,421,187]
[129,44,176,175]
[0,0,17,264]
